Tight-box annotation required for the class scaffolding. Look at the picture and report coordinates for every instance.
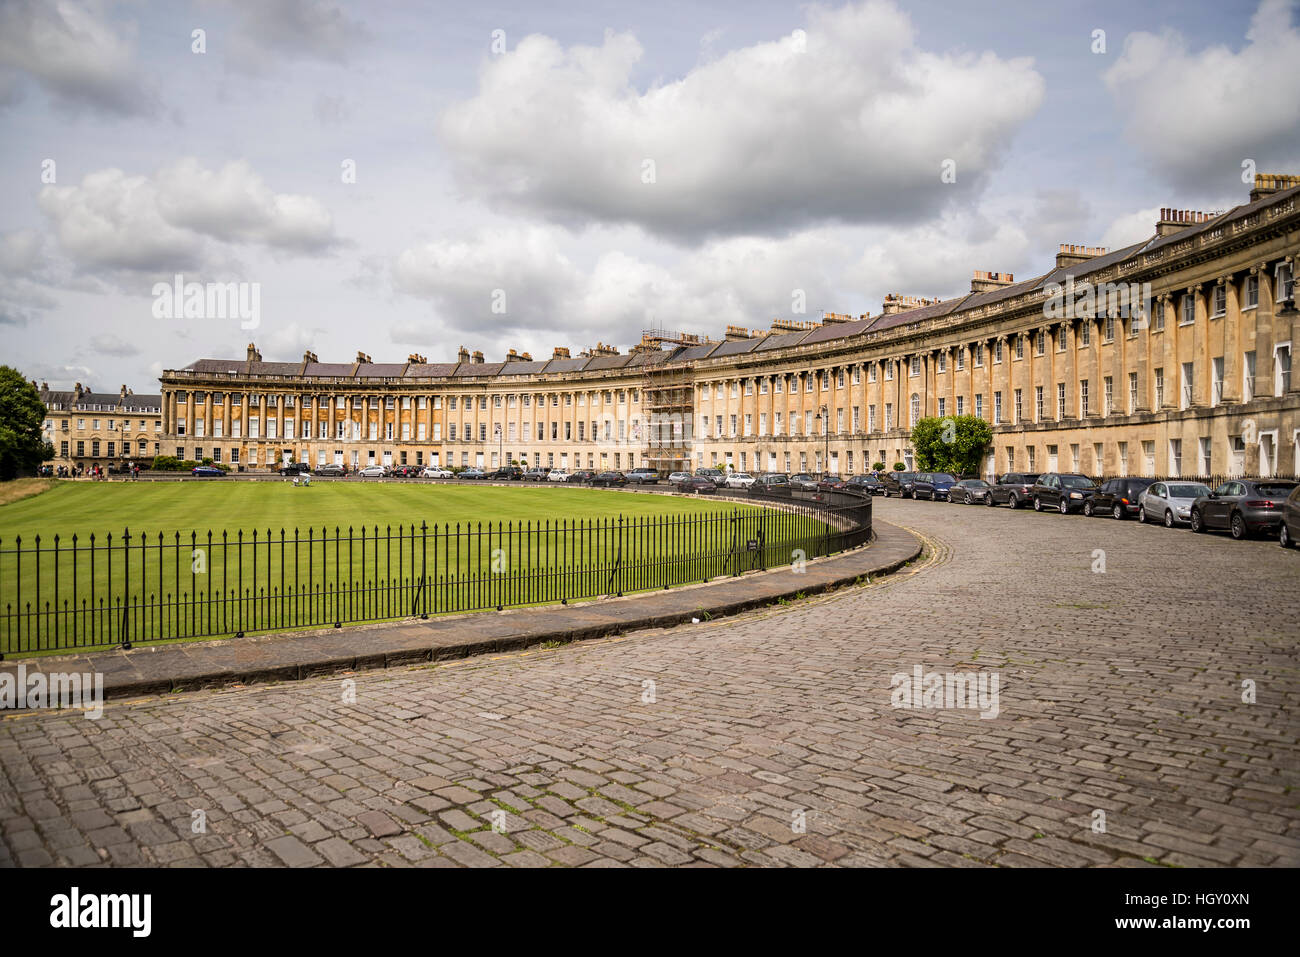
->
[639,329,705,474]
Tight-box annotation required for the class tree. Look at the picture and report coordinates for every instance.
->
[910,415,993,475]
[0,367,54,480]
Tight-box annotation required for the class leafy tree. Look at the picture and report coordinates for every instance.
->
[910,415,993,474]
[893,462,905,471]
[871,461,885,471]
[0,367,54,480]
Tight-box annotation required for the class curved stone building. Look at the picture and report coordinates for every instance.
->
[160,175,1299,479]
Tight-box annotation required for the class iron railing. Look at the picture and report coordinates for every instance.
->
[0,490,871,656]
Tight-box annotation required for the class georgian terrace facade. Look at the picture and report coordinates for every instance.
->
[159,175,1300,480]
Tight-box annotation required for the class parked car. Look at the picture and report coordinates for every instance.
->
[879,471,920,498]
[567,470,596,484]
[725,472,756,489]
[913,472,958,501]
[675,475,717,493]
[987,472,1041,508]
[419,466,452,478]
[1085,477,1156,519]
[524,467,549,482]
[487,466,524,481]
[1189,479,1299,539]
[546,468,569,482]
[788,473,820,491]
[590,471,627,487]
[191,465,224,477]
[950,479,991,504]
[1030,473,1098,513]
[846,475,885,495]
[624,468,661,485]
[1280,485,1300,548]
[817,476,849,491]
[694,467,726,486]
[279,462,312,476]
[458,467,487,480]
[752,473,790,490]
[667,471,693,484]
[390,465,421,478]
[315,463,345,477]
[357,465,389,478]
[1137,481,1212,527]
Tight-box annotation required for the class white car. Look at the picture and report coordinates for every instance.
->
[358,465,388,477]
[724,472,756,488]
[547,468,569,482]
[1138,481,1212,527]
[419,466,452,479]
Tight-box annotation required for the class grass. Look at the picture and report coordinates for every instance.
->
[0,481,833,655]
[0,478,55,508]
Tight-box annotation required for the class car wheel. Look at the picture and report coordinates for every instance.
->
[1033,496,1043,512]
[1008,494,1019,509]
[1112,504,1124,520]
[1280,523,1293,549]
[1164,510,1175,528]
[1190,509,1205,533]
[1058,498,1069,514]
[1230,513,1248,540]
[1083,500,1094,517]
[1137,507,1147,524]
[985,493,995,507]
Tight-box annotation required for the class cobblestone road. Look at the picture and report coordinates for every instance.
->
[3,498,1297,868]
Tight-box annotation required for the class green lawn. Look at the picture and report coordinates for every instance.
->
[0,481,832,656]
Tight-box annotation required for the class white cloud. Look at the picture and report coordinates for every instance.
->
[1103,0,1300,188]
[439,1,1044,242]
[38,159,337,274]
[216,0,370,72]
[0,0,157,115]
[1100,207,1161,252]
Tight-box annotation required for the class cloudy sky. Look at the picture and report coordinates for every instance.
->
[2,0,1298,392]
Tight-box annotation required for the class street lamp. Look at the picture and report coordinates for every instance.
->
[814,405,829,479]
[495,424,503,469]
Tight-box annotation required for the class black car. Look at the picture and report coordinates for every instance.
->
[590,471,627,487]
[315,463,345,476]
[567,469,596,484]
[987,472,1041,508]
[279,462,312,476]
[391,465,422,478]
[1281,485,1300,549]
[879,471,920,498]
[487,466,524,481]
[846,475,885,495]
[675,476,716,493]
[1030,473,1098,513]
[1084,477,1156,519]
[1190,479,1299,539]
[912,472,958,501]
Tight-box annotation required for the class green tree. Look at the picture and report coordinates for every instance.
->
[0,367,54,480]
[910,415,993,475]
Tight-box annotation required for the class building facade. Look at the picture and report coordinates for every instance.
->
[158,175,1300,479]
[39,383,164,471]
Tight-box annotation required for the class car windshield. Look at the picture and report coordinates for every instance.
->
[1168,484,1210,498]
[1061,476,1095,488]
[1256,483,1297,496]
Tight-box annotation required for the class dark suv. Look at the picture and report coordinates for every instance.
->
[279,462,311,476]
[987,472,1041,508]
[488,466,524,481]
[624,468,660,485]
[912,472,958,501]
[1031,473,1098,513]
[880,471,920,498]
[1190,479,1299,539]
[1085,477,1156,519]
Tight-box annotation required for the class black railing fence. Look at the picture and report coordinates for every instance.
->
[0,491,871,656]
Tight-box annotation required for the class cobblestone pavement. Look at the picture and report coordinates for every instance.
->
[3,498,1297,868]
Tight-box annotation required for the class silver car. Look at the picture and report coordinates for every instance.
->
[1138,481,1211,527]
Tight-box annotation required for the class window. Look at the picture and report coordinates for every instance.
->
[1180,294,1195,325]
[1013,389,1022,423]
[1080,380,1089,418]
[936,352,946,373]
[1056,328,1066,351]
[1199,436,1212,474]
[1243,275,1258,309]
[1104,316,1115,341]
[1080,322,1090,347]
[1212,285,1226,318]
[910,394,920,427]
[1128,372,1138,413]
[955,350,964,372]
[993,391,1002,424]
[994,339,1003,363]
[884,362,894,380]
[1015,334,1024,360]
[1169,438,1182,477]
[936,398,945,418]
[1211,357,1224,406]
[973,343,984,367]
[1276,343,1292,396]
[868,405,877,431]
[868,364,877,383]
[975,393,984,420]
[1276,262,1294,302]
[1056,382,1065,420]
[909,357,920,377]
[1155,368,1165,408]
[884,404,893,431]
[1181,361,1194,409]
[1117,442,1128,476]
[837,369,845,388]
[1035,386,1043,422]
[1026,446,1036,471]
[955,396,963,416]
[1035,330,1045,355]
[1243,351,1256,402]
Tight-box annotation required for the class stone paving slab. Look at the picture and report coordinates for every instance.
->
[0,522,919,704]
